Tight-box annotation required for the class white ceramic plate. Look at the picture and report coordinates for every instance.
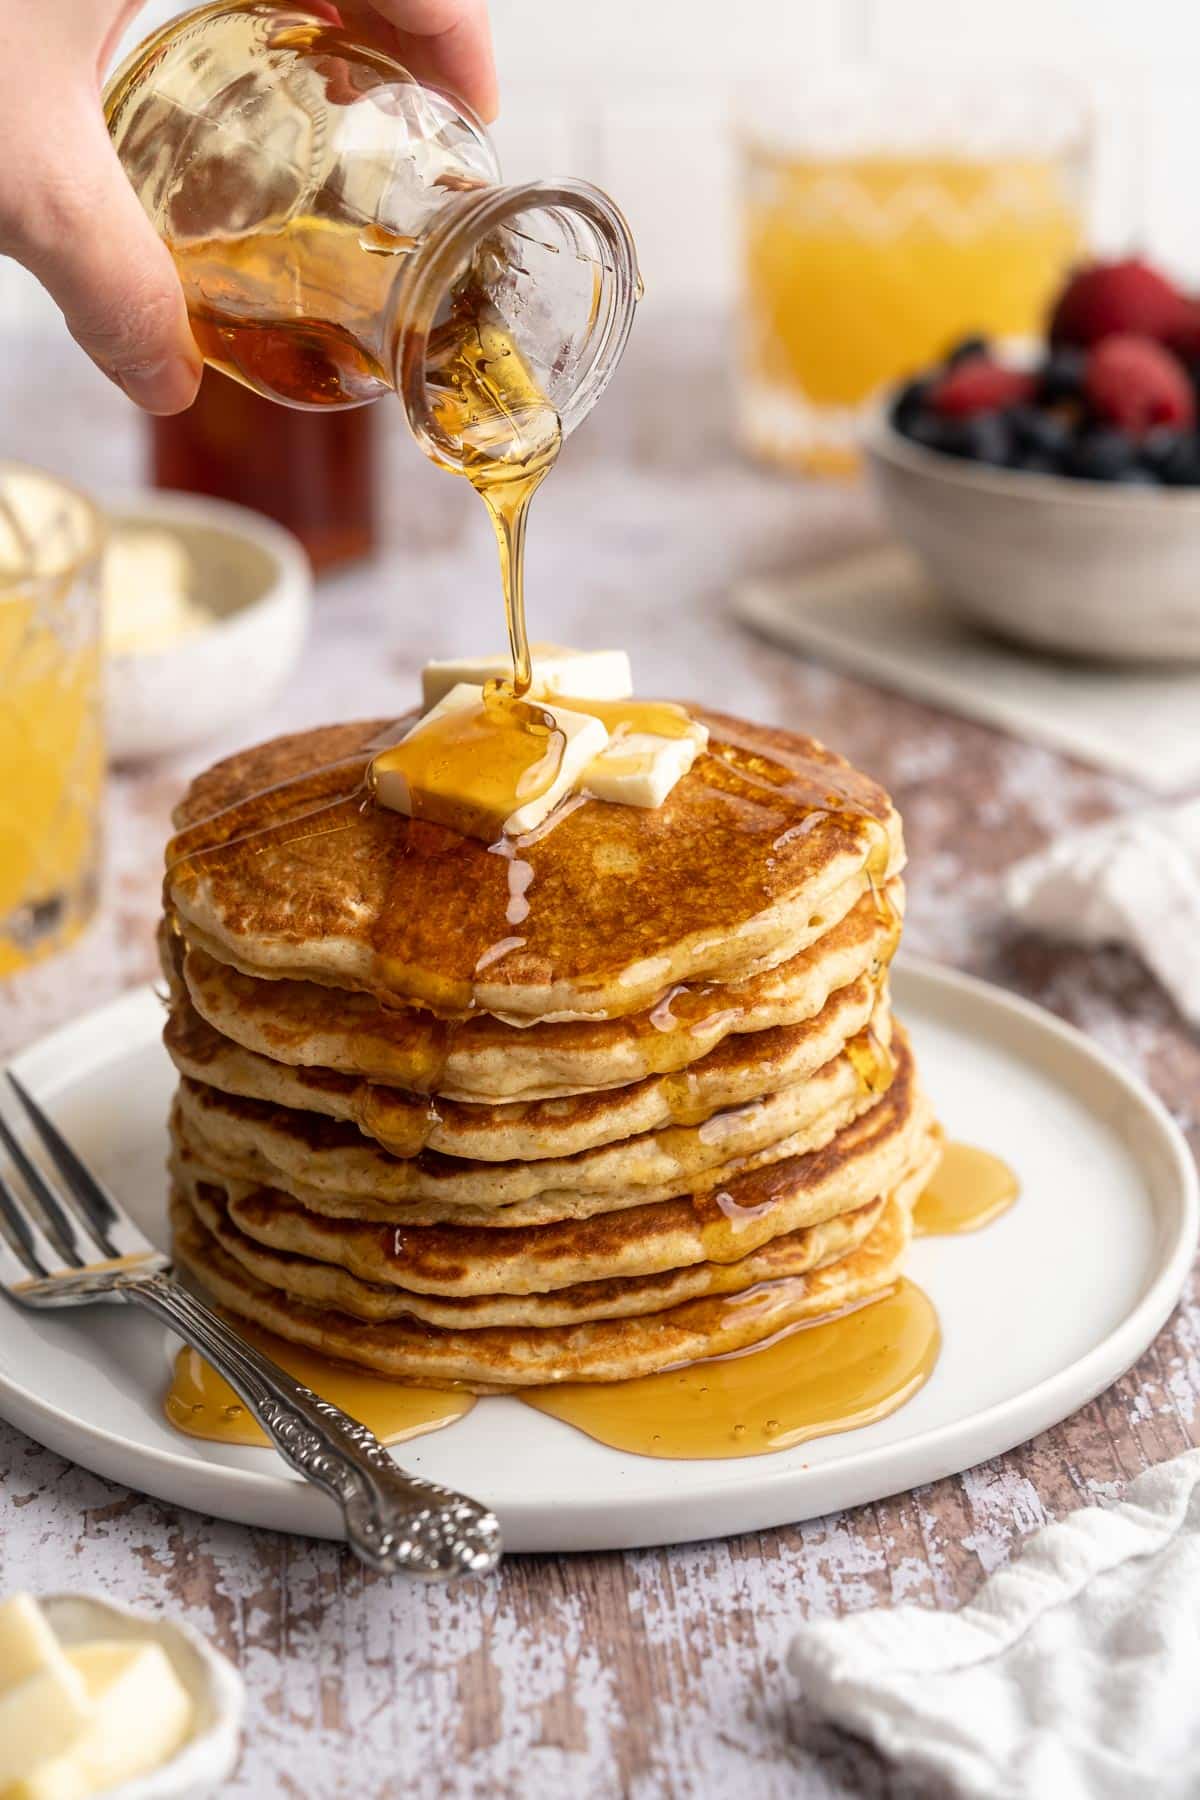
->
[0,962,1194,1554]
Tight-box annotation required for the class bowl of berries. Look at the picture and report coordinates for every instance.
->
[865,257,1200,661]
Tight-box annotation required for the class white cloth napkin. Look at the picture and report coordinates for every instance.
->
[788,1449,1200,1800]
[1005,799,1200,1028]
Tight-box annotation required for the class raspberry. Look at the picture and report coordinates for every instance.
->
[1050,258,1187,349]
[928,356,1034,418]
[1167,298,1200,363]
[1084,334,1195,437]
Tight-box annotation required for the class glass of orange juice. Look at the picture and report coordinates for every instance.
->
[736,69,1090,475]
[0,465,104,978]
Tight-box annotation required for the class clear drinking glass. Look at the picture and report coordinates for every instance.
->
[736,68,1090,475]
[104,2,640,470]
[0,466,104,978]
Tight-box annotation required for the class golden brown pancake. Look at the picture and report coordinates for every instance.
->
[169,1007,902,1233]
[164,968,892,1166]
[170,1186,920,1387]
[173,1061,877,1228]
[165,711,903,1019]
[170,1037,931,1292]
[163,877,901,1102]
[180,1174,892,1327]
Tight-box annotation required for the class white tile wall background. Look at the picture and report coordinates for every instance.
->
[1,0,1193,329]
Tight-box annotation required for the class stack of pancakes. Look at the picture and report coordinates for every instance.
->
[161,710,941,1390]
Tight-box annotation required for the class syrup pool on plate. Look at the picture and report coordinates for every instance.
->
[165,1319,475,1448]
[161,1145,1019,1459]
[912,1142,1019,1237]
[521,1279,941,1459]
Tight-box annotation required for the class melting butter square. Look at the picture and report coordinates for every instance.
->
[583,722,708,809]
[375,683,610,837]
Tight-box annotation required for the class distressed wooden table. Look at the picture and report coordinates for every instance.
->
[2,321,1198,1798]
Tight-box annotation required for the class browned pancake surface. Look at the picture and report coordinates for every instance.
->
[171,1189,917,1387]
[180,1175,891,1328]
[166,711,901,1016]
[171,1034,929,1292]
[165,967,891,1172]
[165,878,900,1100]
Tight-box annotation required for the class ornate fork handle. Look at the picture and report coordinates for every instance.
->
[128,1271,501,1579]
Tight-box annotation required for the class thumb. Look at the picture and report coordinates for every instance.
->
[6,105,201,414]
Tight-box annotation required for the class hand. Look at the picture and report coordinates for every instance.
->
[335,2,497,122]
[0,1,498,416]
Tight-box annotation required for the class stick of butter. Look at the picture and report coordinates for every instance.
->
[373,683,610,838]
[421,645,632,711]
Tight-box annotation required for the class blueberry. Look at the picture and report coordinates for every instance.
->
[891,377,931,434]
[960,413,1014,466]
[1157,435,1200,487]
[1038,347,1087,406]
[1009,405,1072,460]
[904,412,952,452]
[906,411,976,454]
[943,334,989,368]
[1062,429,1138,481]
[907,411,1013,465]
[937,414,1013,464]
[1009,449,1061,476]
[1140,430,1182,478]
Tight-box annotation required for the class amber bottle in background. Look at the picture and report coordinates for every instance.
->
[149,370,377,573]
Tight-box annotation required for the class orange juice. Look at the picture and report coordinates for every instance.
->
[739,150,1083,475]
[0,471,103,978]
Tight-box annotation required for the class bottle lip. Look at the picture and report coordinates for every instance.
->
[390,179,641,472]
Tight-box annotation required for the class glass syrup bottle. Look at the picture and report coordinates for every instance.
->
[105,0,639,547]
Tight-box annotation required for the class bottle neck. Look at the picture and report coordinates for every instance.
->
[389,180,640,473]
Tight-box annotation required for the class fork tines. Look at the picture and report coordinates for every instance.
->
[0,1072,153,1278]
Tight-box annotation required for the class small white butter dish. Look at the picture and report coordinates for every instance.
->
[40,1593,243,1799]
[103,490,312,764]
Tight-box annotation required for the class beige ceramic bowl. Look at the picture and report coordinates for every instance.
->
[864,408,1200,663]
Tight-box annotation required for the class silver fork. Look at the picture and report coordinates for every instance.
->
[0,1070,501,1581]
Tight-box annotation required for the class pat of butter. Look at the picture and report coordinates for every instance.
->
[102,528,210,657]
[9,1640,193,1800]
[0,1599,92,1789]
[582,720,708,809]
[421,645,632,711]
[374,682,609,837]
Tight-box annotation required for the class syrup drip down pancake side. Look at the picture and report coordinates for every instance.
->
[163,975,891,1163]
